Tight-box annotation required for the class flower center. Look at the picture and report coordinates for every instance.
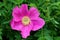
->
[22,16,30,25]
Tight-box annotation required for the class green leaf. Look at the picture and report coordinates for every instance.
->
[2,20,10,24]
[29,3,37,7]
[51,18,59,25]
[15,32,22,40]
[10,0,24,5]
[54,37,60,40]
[0,2,4,8]
[37,29,53,40]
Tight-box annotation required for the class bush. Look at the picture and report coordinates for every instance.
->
[0,0,60,40]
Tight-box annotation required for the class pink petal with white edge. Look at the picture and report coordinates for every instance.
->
[12,6,23,22]
[32,18,45,31]
[29,7,40,20]
[20,4,29,16]
[21,22,33,38]
[10,19,23,31]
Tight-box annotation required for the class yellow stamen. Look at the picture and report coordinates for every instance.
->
[22,16,30,25]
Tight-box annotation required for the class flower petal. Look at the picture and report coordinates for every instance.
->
[21,22,33,38]
[20,4,29,16]
[21,31,30,38]
[12,6,23,22]
[32,18,45,31]
[10,19,23,31]
[29,7,40,19]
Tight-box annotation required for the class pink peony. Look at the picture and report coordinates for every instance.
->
[10,4,45,38]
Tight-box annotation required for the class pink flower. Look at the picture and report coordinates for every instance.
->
[10,4,45,38]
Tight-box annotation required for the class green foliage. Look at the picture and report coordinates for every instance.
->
[0,0,60,40]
